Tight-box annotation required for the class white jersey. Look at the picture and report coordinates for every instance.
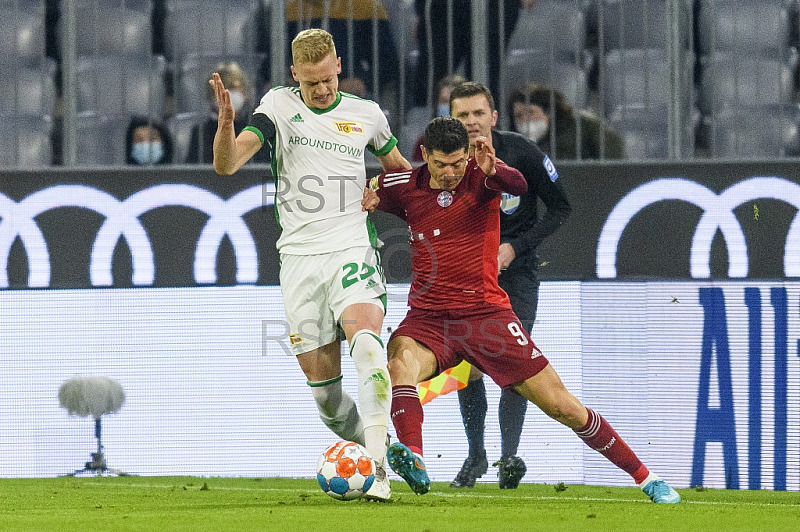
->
[248,87,397,255]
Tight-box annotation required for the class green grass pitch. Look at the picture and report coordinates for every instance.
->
[1,476,798,531]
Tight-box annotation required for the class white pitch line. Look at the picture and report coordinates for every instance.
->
[78,482,798,509]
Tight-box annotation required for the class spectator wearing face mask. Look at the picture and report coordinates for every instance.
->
[509,82,624,160]
[186,62,268,164]
[411,74,467,162]
[125,116,174,165]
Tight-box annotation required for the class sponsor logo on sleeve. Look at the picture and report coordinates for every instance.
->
[500,192,520,214]
[543,156,558,182]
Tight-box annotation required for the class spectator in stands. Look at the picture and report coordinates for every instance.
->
[125,116,173,165]
[260,0,400,102]
[411,74,467,162]
[186,62,266,164]
[339,76,368,98]
[509,82,625,160]
[413,1,537,107]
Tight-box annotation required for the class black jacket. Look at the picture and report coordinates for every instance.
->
[492,129,572,279]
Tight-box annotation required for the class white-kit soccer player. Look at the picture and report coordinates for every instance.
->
[210,28,411,501]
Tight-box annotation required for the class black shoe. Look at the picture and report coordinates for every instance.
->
[496,455,527,489]
[449,451,489,488]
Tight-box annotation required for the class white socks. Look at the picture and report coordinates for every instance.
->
[350,329,392,466]
[638,471,661,489]
[308,375,365,446]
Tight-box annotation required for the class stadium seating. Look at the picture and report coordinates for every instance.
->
[77,55,167,118]
[75,112,130,166]
[705,104,800,158]
[382,0,419,73]
[592,0,692,51]
[0,2,55,168]
[167,111,205,164]
[506,48,589,110]
[75,4,152,58]
[0,3,46,68]
[0,115,53,167]
[696,0,794,56]
[608,105,697,159]
[602,48,695,116]
[163,0,264,61]
[600,0,668,50]
[695,0,799,157]
[698,52,796,115]
[56,0,167,165]
[506,0,587,63]
[0,63,57,117]
[397,105,430,161]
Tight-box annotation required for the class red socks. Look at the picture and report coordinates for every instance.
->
[575,408,650,484]
[390,385,424,456]
[391,392,649,483]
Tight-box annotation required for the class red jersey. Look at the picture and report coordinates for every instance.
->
[374,159,527,309]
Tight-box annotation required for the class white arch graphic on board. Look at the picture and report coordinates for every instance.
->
[0,183,277,288]
[597,177,800,278]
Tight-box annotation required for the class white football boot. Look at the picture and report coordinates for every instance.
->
[363,463,391,502]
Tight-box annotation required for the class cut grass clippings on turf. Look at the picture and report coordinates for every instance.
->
[1,477,798,532]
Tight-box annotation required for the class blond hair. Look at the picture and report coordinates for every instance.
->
[206,61,249,100]
[291,28,337,66]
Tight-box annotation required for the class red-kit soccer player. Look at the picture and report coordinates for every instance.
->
[367,116,680,503]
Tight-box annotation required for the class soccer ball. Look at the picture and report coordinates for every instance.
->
[316,441,376,500]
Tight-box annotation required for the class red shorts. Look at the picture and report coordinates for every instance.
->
[390,304,549,389]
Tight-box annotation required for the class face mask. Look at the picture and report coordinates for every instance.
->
[519,119,549,143]
[228,90,246,112]
[436,103,450,117]
[131,141,164,165]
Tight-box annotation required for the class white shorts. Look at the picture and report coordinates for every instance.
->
[280,246,386,355]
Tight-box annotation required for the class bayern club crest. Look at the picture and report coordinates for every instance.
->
[437,190,454,207]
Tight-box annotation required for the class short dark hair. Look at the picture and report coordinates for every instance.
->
[423,116,469,154]
[449,81,496,111]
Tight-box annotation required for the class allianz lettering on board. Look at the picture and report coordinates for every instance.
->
[693,286,796,491]
[580,282,800,491]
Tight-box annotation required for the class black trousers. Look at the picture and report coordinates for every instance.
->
[498,268,539,332]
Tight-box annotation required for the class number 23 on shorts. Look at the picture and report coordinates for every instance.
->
[340,261,377,289]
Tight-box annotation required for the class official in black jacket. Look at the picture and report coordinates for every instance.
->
[447,81,571,489]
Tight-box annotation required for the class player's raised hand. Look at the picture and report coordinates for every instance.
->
[362,186,380,212]
[209,73,235,126]
[474,135,497,176]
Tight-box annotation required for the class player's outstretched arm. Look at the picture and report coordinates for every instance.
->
[210,73,261,175]
[377,146,412,172]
